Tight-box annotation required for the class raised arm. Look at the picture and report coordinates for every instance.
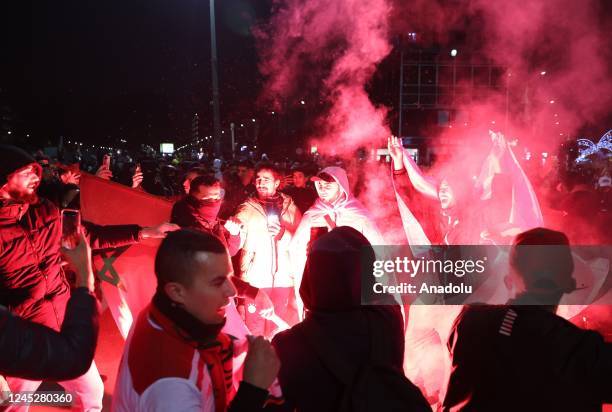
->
[388,136,438,199]
[477,131,543,229]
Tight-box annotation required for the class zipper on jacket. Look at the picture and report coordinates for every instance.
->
[21,213,62,329]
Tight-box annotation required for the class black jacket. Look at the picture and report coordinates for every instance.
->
[442,305,612,412]
[0,287,98,381]
[272,308,406,412]
[281,186,317,215]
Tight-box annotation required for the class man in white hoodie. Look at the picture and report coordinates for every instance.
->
[290,166,384,317]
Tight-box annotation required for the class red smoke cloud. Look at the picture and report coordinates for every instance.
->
[393,0,612,147]
[256,0,612,244]
[395,0,612,246]
[255,0,393,155]
[255,1,611,403]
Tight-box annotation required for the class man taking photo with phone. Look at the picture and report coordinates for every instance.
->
[0,144,177,411]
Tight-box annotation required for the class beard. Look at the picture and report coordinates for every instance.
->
[7,188,39,204]
[257,189,273,199]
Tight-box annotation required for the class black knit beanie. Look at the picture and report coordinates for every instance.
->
[0,145,39,187]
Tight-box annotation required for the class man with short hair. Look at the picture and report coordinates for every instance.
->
[113,230,281,412]
[290,166,384,316]
[182,167,208,195]
[442,228,612,412]
[220,160,256,220]
[237,161,255,191]
[282,166,317,215]
[234,163,301,337]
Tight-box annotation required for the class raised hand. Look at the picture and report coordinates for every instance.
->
[267,219,282,238]
[95,165,113,180]
[224,217,242,236]
[61,170,81,186]
[489,130,508,159]
[387,136,404,170]
[131,167,144,188]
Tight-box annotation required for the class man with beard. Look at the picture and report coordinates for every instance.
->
[0,145,177,411]
[290,166,384,317]
[234,162,301,337]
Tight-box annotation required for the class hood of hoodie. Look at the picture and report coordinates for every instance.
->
[301,167,384,245]
[316,166,351,204]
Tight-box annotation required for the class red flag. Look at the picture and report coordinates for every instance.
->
[80,173,173,338]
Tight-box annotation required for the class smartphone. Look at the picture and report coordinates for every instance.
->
[266,213,280,236]
[310,226,329,242]
[102,154,111,169]
[267,213,279,225]
[61,209,81,249]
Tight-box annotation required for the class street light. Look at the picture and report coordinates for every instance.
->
[209,0,221,156]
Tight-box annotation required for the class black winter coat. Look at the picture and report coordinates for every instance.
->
[272,308,406,412]
[442,305,612,411]
[0,288,98,380]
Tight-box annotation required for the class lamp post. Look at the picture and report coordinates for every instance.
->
[210,0,222,156]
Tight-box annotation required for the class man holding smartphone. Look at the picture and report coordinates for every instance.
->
[234,162,301,338]
[1,232,98,381]
[0,145,177,411]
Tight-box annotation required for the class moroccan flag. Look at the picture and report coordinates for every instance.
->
[80,173,251,342]
[80,173,173,338]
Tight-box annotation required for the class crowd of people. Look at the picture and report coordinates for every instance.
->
[1,134,611,411]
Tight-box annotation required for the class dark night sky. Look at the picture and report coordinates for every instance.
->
[1,0,271,147]
[3,1,610,150]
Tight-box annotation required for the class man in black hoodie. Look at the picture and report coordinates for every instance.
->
[272,227,430,412]
[442,228,612,411]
